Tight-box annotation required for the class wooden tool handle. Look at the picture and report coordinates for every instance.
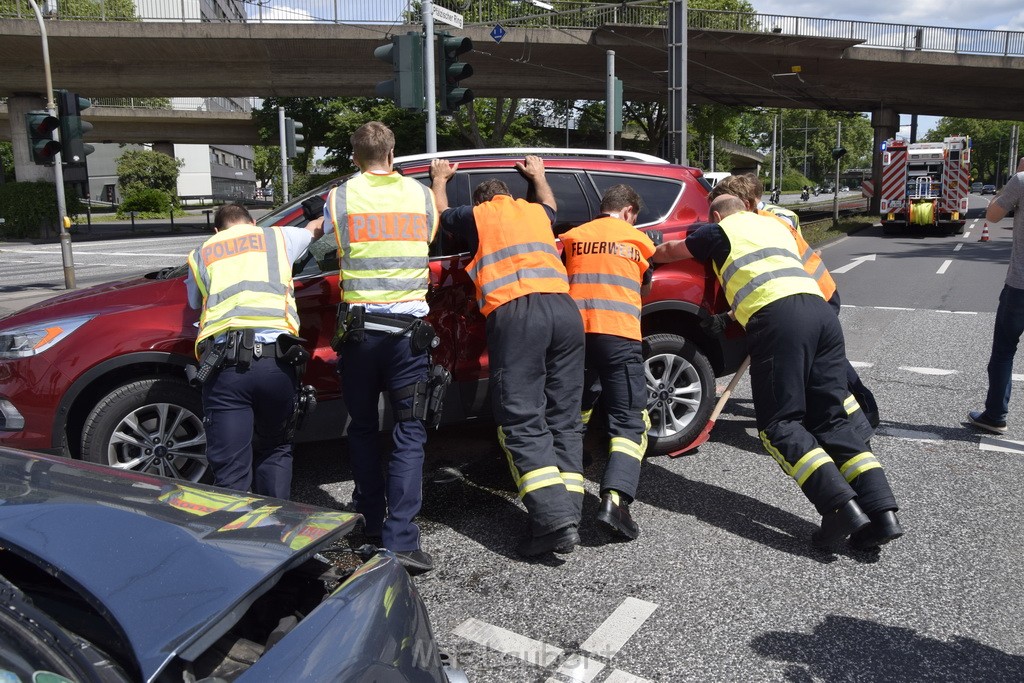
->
[708,356,751,422]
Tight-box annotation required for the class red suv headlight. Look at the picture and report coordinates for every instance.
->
[0,315,95,359]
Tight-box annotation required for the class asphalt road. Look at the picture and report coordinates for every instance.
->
[2,199,1022,681]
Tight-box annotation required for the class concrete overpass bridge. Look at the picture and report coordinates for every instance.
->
[2,3,1023,190]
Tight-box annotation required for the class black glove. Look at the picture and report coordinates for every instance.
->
[700,312,731,336]
[642,229,663,247]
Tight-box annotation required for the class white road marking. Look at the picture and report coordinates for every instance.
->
[899,366,957,376]
[963,232,972,239]
[876,427,944,442]
[979,437,1024,455]
[581,597,658,657]
[2,249,186,258]
[1013,374,1024,382]
[456,598,658,680]
[953,311,978,315]
[936,259,952,274]
[454,618,563,667]
[849,361,874,368]
[954,243,963,252]
[604,671,653,683]
[840,304,857,308]
[876,306,916,311]
[552,653,606,682]
[831,253,876,274]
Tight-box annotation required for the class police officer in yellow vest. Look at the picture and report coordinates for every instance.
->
[560,184,656,541]
[654,195,902,551]
[186,203,323,499]
[321,122,438,575]
[430,155,586,558]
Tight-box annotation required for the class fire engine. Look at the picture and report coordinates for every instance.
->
[879,136,971,235]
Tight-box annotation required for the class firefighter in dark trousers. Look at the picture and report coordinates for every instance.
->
[318,122,438,575]
[559,184,656,541]
[654,194,902,551]
[430,155,586,558]
[708,174,879,430]
[186,203,323,499]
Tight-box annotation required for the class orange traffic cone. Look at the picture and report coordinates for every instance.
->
[979,222,990,242]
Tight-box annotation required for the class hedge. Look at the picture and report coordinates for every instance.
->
[0,181,84,240]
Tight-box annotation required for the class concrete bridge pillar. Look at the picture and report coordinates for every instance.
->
[8,93,54,183]
[870,107,900,214]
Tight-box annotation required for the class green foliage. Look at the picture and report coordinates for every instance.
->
[118,188,170,216]
[116,149,182,202]
[924,117,1024,185]
[0,181,83,239]
[780,167,813,193]
[0,0,136,18]
[0,142,13,184]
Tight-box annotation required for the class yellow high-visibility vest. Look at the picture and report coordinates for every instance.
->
[187,224,299,353]
[329,172,438,305]
[714,212,823,326]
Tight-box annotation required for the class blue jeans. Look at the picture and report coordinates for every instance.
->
[984,284,1024,422]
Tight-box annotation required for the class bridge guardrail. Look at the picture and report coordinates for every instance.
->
[1,1,1022,58]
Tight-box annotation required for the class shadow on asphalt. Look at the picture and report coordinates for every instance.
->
[751,615,1024,682]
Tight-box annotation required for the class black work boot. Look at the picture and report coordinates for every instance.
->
[394,549,434,575]
[849,510,904,551]
[596,491,640,541]
[518,525,580,557]
[811,499,871,548]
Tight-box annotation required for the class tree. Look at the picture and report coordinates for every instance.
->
[253,145,281,192]
[116,148,182,201]
[0,0,136,19]
[0,142,13,184]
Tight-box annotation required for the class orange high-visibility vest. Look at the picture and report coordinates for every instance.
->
[468,195,568,316]
[758,209,836,301]
[560,216,656,340]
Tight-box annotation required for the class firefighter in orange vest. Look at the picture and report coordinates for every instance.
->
[430,155,586,558]
[559,184,656,541]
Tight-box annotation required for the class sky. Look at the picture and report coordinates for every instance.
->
[746,2,1024,137]
[747,2,1024,31]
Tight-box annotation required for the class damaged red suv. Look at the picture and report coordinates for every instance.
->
[0,149,746,481]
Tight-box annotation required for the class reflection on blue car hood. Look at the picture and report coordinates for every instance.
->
[0,449,359,682]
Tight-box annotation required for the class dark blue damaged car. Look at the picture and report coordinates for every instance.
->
[0,447,466,683]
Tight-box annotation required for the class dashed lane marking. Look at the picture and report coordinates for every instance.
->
[1013,374,1024,382]
[456,598,658,682]
[849,361,874,368]
[979,437,1024,455]
[899,366,958,376]
[875,306,916,311]
[954,243,963,252]
[936,259,952,274]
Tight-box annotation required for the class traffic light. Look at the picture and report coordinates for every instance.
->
[285,117,305,158]
[831,146,848,161]
[374,32,424,111]
[56,90,94,165]
[439,32,474,113]
[25,111,61,165]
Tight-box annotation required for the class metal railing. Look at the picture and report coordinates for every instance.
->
[1,1,1022,57]
[91,96,258,112]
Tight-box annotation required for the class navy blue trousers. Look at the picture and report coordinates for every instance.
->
[202,356,297,500]
[339,327,429,552]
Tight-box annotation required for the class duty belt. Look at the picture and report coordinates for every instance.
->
[362,313,419,335]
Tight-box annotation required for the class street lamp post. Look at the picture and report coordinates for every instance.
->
[27,0,75,289]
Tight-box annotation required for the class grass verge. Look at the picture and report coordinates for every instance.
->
[802,214,876,247]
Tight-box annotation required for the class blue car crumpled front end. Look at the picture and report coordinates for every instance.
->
[0,448,463,682]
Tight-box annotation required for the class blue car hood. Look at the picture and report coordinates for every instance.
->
[0,449,359,682]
